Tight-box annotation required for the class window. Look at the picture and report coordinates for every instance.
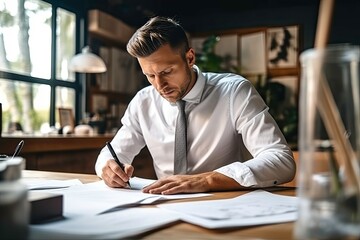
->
[0,0,83,134]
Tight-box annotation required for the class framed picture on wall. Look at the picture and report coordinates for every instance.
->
[267,25,299,69]
[58,107,75,128]
[239,31,266,77]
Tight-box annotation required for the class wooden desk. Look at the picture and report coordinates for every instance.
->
[1,135,156,178]
[23,170,297,240]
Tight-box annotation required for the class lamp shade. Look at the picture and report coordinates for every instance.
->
[68,46,107,73]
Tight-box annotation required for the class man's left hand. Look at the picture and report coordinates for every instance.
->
[142,171,241,195]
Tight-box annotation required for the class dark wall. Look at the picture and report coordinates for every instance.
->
[184,1,359,52]
[329,1,360,45]
[87,0,359,54]
[185,4,318,52]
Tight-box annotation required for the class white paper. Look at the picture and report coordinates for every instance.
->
[22,179,83,190]
[158,190,298,229]
[43,179,210,218]
[29,208,180,240]
[48,181,151,218]
[129,176,156,189]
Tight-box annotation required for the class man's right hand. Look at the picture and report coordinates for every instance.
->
[101,159,134,188]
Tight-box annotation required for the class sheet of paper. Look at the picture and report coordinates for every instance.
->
[46,181,150,218]
[158,190,298,229]
[29,208,180,240]
[22,179,83,190]
[44,179,210,218]
[129,176,156,189]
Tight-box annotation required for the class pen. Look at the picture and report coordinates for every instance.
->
[12,140,24,160]
[106,141,131,188]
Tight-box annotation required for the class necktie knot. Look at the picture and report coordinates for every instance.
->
[176,100,185,111]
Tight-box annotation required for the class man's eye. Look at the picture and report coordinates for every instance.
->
[161,69,171,75]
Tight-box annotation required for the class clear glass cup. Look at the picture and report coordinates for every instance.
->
[294,45,360,239]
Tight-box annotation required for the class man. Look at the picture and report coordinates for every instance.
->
[95,16,296,195]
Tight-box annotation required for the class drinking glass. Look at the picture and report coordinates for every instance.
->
[294,45,360,239]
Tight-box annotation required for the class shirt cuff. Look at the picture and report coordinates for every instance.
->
[215,162,257,187]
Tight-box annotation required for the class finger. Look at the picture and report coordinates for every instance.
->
[148,181,180,194]
[155,178,197,194]
[102,163,128,188]
[142,179,170,193]
[124,164,134,178]
[102,170,127,188]
[161,185,187,195]
[109,160,130,182]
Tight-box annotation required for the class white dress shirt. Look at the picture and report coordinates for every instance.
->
[95,66,296,187]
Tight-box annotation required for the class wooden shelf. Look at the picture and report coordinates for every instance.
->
[88,88,134,103]
[0,135,113,174]
[86,11,143,125]
[88,10,135,48]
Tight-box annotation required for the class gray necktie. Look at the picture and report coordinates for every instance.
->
[174,100,187,174]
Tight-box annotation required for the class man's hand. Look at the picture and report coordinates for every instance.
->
[142,171,242,195]
[101,159,134,188]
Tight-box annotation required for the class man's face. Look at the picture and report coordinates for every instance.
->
[138,44,196,103]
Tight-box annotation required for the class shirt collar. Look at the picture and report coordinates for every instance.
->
[182,65,205,104]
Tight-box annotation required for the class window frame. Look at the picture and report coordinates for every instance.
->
[0,0,86,128]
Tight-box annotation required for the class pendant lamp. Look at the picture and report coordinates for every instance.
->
[68,46,107,73]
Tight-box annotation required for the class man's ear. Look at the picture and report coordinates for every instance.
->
[186,48,195,66]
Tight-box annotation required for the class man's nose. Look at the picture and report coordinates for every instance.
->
[154,75,166,89]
